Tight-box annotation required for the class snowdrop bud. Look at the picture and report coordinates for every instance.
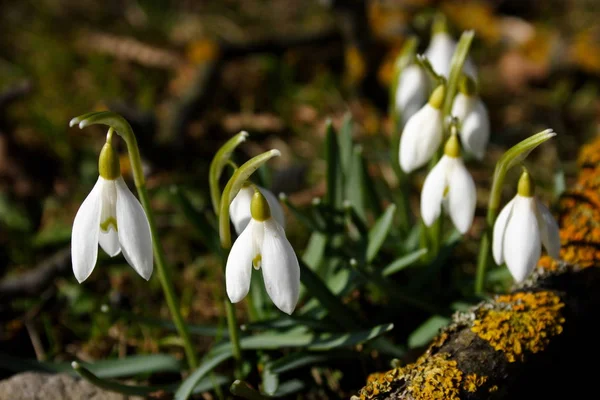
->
[420,134,476,233]
[493,170,561,283]
[399,85,445,173]
[425,15,477,79]
[452,76,490,160]
[395,64,428,126]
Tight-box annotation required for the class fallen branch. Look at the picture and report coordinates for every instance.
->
[354,138,600,399]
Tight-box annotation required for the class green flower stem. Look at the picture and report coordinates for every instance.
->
[224,296,243,377]
[474,129,557,294]
[442,30,475,119]
[209,131,249,215]
[70,111,198,369]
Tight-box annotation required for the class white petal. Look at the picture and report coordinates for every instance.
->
[536,199,561,259]
[420,156,450,226]
[115,177,153,280]
[399,104,443,173]
[425,32,456,78]
[460,99,490,160]
[260,187,286,229]
[229,186,254,235]
[503,196,541,282]
[492,198,515,265]
[395,64,428,125]
[225,219,256,303]
[99,229,121,257]
[447,158,477,234]
[71,177,103,283]
[451,93,475,122]
[260,219,300,315]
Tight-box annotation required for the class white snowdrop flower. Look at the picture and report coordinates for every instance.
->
[395,63,428,126]
[226,189,300,315]
[493,170,561,283]
[424,17,477,79]
[451,76,490,160]
[399,84,445,173]
[420,134,477,234]
[71,133,153,283]
[230,184,285,235]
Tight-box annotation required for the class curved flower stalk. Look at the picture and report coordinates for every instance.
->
[226,189,300,315]
[399,84,445,173]
[395,63,428,126]
[420,134,476,234]
[452,76,490,160]
[72,130,152,282]
[425,15,477,80]
[230,183,285,235]
[493,170,560,282]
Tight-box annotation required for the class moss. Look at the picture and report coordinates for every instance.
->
[471,291,565,362]
[356,353,487,400]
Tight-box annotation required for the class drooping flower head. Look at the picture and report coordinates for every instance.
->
[226,188,300,314]
[493,170,560,282]
[229,183,285,235]
[420,134,477,233]
[424,14,477,80]
[395,63,428,127]
[451,75,490,160]
[71,130,153,283]
[399,84,445,173]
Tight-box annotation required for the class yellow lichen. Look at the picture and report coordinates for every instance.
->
[356,353,487,400]
[471,291,565,362]
[489,385,498,393]
[462,374,487,393]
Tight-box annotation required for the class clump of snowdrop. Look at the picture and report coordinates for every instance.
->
[71,130,153,283]
[226,187,300,315]
[395,63,428,126]
[493,169,560,282]
[420,133,477,234]
[229,183,285,235]
[452,76,490,160]
[425,15,477,79]
[399,84,445,173]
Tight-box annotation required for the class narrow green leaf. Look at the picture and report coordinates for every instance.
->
[366,204,396,262]
[175,352,232,400]
[382,249,427,276]
[299,261,362,329]
[325,119,344,207]
[269,379,305,398]
[408,315,450,349]
[0,353,182,378]
[345,146,367,222]
[171,186,221,255]
[339,113,354,177]
[213,323,394,352]
[268,351,352,374]
[302,232,328,270]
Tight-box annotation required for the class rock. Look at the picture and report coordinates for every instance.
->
[0,372,144,400]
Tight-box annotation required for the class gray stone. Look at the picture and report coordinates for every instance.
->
[0,372,144,400]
